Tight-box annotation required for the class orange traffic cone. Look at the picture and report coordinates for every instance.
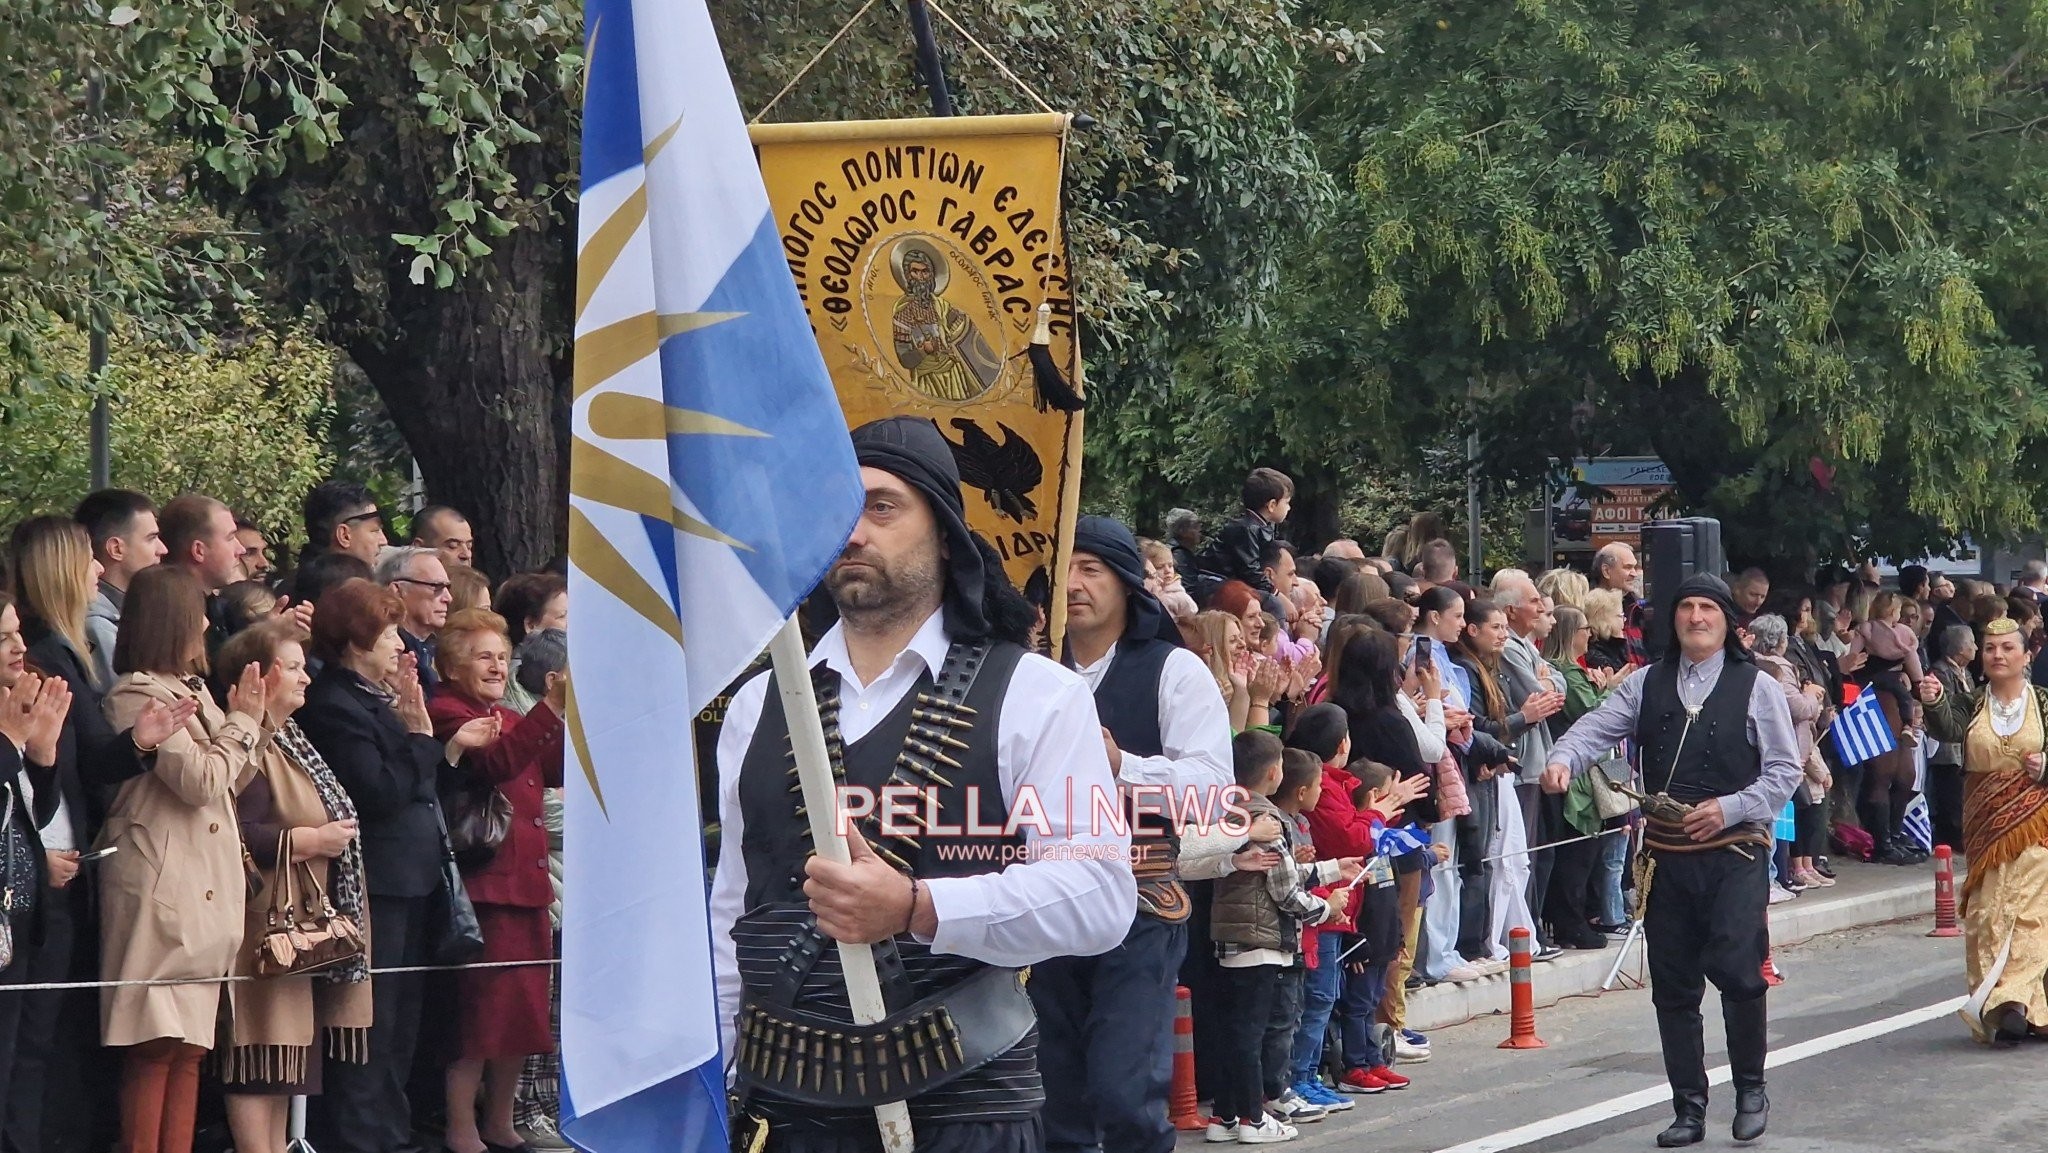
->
[1169,985,1207,1130]
[1498,927,1547,1050]
[1929,845,1962,938]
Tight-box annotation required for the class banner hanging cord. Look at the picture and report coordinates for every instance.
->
[751,0,887,124]
[920,0,1056,115]
[750,0,1057,123]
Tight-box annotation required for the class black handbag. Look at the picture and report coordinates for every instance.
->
[439,769,513,871]
[426,800,485,965]
[0,783,36,971]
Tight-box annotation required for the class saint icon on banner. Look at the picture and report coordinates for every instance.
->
[886,237,1004,402]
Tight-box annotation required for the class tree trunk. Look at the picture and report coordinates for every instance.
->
[344,219,574,580]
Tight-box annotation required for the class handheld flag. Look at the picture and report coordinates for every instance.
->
[1900,793,1934,854]
[1373,823,1431,858]
[563,1,863,1148]
[1830,691,1898,767]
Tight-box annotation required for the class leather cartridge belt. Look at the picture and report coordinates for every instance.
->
[734,964,1034,1108]
[1131,831,1189,924]
[1643,814,1773,856]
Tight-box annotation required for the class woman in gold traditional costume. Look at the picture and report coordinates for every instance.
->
[1919,615,2048,1044]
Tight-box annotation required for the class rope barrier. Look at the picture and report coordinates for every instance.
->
[1475,824,1631,866]
[0,956,559,993]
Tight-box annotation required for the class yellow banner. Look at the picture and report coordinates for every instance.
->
[750,114,1084,643]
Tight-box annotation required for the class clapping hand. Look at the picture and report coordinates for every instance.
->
[0,673,43,749]
[23,675,70,765]
[131,697,200,753]
[1293,843,1316,864]
[449,715,502,754]
[225,662,269,722]
[1247,657,1286,707]
[1369,773,1430,819]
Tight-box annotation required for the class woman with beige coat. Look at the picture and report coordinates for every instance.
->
[215,618,372,1153]
[98,566,270,1153]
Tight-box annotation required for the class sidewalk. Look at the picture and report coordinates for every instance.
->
[1406,856,1944,1032]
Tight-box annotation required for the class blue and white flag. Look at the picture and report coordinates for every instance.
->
[1900,793,1934,853]
[1830,691,1898,767]
[563,1,863,1148]
[1374,823,1430,858]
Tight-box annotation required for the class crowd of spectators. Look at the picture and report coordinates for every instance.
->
[0,482,572,1153]
[1123,473,2010,1141]
[0,462,2033,1152]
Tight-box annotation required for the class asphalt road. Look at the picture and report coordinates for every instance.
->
[1179,920,2048,1152]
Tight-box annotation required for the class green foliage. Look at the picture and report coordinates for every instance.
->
[0,324,335,536]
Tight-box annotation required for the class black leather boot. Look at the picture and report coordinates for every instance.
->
[1654,1007,1709,1147]
[1656,1092,1708,1148]
[1724,995,1769,1142]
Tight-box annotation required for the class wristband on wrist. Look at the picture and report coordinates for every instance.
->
[903,876,923,936]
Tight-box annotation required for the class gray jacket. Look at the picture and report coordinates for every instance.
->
[1501,633,1556,777]
[84,589,119,688]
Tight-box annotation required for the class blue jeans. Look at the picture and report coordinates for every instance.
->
[1289,933,1343,1083]
[1595,828,1629,924]
[1337,954,1389,1070]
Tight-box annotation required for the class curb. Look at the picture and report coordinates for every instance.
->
[1404,870,1938,1033]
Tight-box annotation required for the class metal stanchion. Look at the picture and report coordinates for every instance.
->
[286,1094,315,1153]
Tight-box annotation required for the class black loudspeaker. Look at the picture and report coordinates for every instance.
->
[1642,517,1725,661]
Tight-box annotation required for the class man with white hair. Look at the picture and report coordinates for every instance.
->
[377,544,453,688]
[1321,538,1366,562]
[2017,559,2048,606]
[1489,570,1570,957]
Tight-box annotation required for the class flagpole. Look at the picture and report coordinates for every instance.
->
[768,617,917,1153]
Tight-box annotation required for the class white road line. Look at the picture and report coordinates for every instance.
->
[1430,996,1966,1153]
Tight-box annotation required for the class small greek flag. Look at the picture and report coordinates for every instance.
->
[1900,794,1934,853]
[1831,691,1898,766]
[1374,823,1430,857]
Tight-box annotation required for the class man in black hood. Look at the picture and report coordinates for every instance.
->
[710,417,1136,1153]
[1032,515,1234,1153]
[1541,573,1802,1148]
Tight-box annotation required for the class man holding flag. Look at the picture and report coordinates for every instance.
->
[708,417,1137,1151]
[1541,574,1801,1148]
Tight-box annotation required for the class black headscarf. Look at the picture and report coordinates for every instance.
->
[849,416,1035,646]
[1071,515,1182,648]
[1662,572,1752,664]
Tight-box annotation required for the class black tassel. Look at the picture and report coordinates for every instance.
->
[1028,303,1085,413]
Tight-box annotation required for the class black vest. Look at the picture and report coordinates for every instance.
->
[1634,659,1764,804]
[1088,638,1173,759]
[733,641,1038,1127]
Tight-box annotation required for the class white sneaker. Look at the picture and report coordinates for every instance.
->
[1393,1035,1432,1062]
[1271,1090,1326,1123]
[1238,1115,1299,1144]
[1443,963,1483,983]
[1206,1119,1241,1143]
[1476,958,1511,976]
[1768,882,1797,905]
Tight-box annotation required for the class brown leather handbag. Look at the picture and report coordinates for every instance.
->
[254,831,366,979]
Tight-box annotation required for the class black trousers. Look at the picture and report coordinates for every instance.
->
[1213,966,1285,1125]
[1032,915,1186,1153]
[762,1117,1041,1153]
[1525,786,1564,945]
[1178,882,1226,1105]
[1926,763,1965,850]
[311,892,433,1153]
[1646,847,1770,1101]
[8,882,80,1153]
[1263,968,1302,1103]
[1545,834,1599,935]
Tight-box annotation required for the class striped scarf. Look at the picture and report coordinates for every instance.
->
[273,720,369,986]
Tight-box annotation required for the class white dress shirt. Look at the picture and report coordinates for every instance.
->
[1547,651,1801,829]
[708,610,1137,1058]
[1071,644,1233,817]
